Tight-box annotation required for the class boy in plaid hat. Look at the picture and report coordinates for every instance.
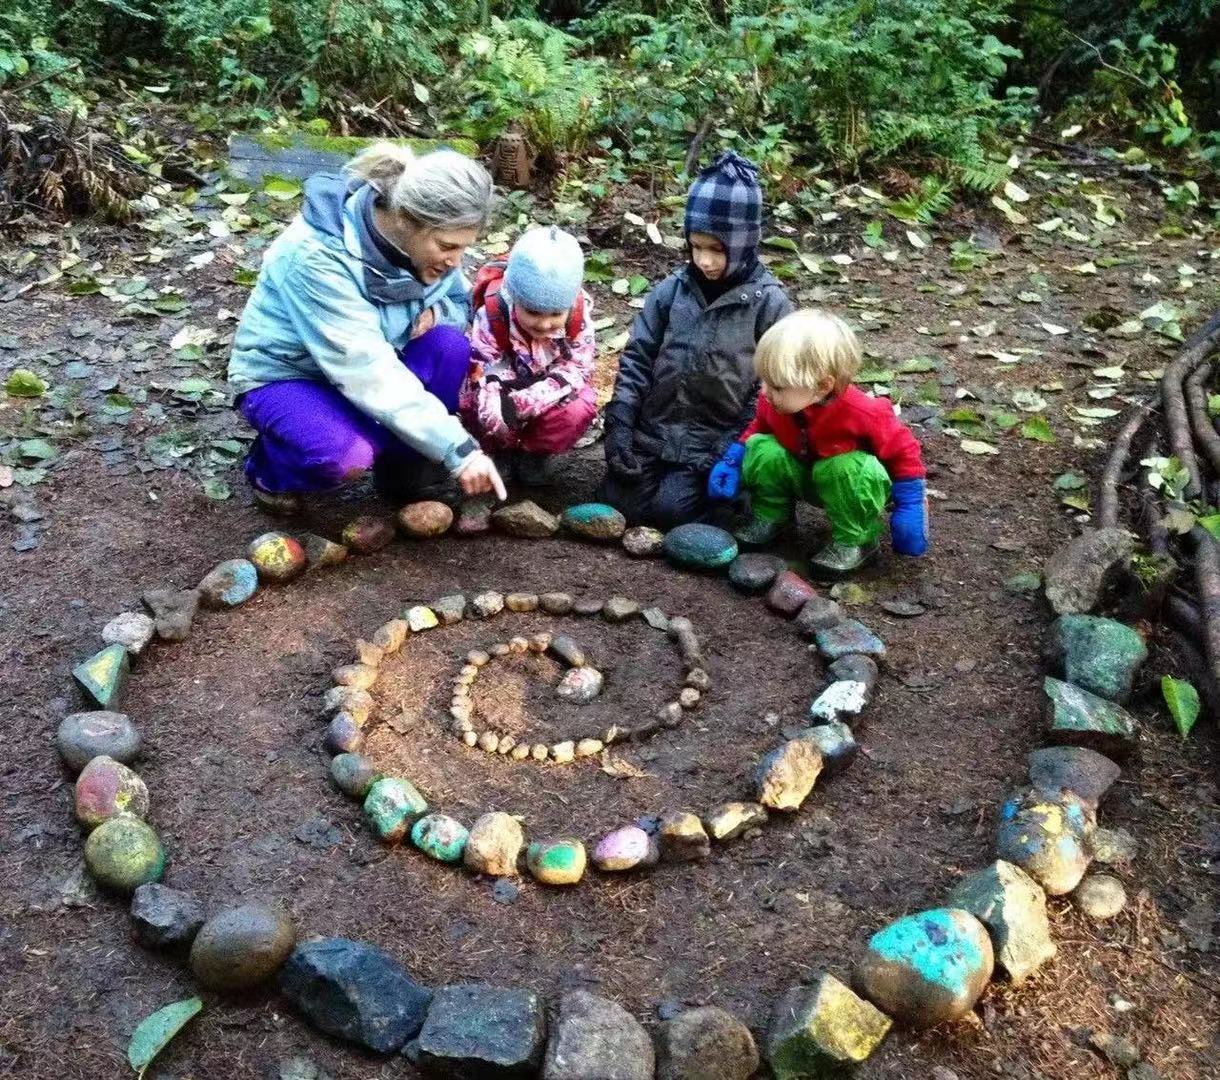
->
[598,151,792,529]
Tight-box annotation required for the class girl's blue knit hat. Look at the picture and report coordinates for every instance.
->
[684,150,763,276]
[504,225,585,313]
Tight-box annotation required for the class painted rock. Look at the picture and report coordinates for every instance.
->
[131,883,206,949]
[527,838,587,885]
[333,663,378,691]
[101,611,155,655]
[84,815,166,893]
[397,500,454,538]
[1027,745,1121,810]
[592,825,658,872]
[658,1005,759,1080]
[947,860,1055,983]
[411,813,469,863]
[548,634,586,668]
[456,497,494,535]
[1043,527,1134,615]
[342,516,396,553]
[540,592,575,615]
[331,753,381,800]
[794,596,846,638]
[372,619,408,653]
[363,778,428,844]
[663,523,738,570]
[1044,676,1138,761]
[464,812,524,877]
[829,653,879,692]
[798,721,858,777]
[1046,614,1147,704]
[658,812,710,862]
[75,755,149,829]
[572,595,603,616]
[301,532,348,568]
[198,558,259,609]
[405,605,439,632]
[815,619,886,661]
[433,594,467,625]
[622,525,665,557]
[325,714,365,755]
[57,711,140,773]
[73,643,129,709]
[704,801,768,841]
[543,990,654,1080]
[728,552,786,593]
[1071,873,1127,920]
[470,590,505,618]
[996,787,1095,895]
[556,667,603,704]
[247,531,307,583]
[602,596,639,622]
[561,502,627,542]
[506,592,539,612]
[766,975,891,1078]
[279,937,432,1053]
[190,903,296,991]
[492,499,559,538]
[417,983,546,1075]
[766,570,818,617]
[852,908,994,1028]
[142,586,199,642]
[755,740,823,811]
[322,686,373,724]
[809,680,869,725]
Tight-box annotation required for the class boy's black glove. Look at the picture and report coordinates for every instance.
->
[604,423,643,478]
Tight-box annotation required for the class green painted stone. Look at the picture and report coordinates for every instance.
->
[363,778,428,844]
[84,815,166,893]
[198,558,259,608]
[73,644,130,709]
[411,813,469,862]
[1044,676,1138,760]
[526,838,587,885]
[663,523,738,570]
[561,503,627,541]
[1047,615,1147,704]
[330,753,381,800]
[767,974,892,1078]
[74,755,149,830]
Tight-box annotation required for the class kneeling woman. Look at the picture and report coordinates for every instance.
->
[228,143,505,512]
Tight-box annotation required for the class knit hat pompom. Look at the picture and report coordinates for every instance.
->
[504,225,585,313]
[684,150,763,276]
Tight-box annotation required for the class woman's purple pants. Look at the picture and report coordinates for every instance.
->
[238,326,471,493]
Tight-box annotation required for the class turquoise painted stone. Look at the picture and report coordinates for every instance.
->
[74,755,149,830]
[1044,676,1138,761]
[767,975,892,1078]
[663,523,738,570]
[561,502,627,541]
[411,813,469,862]
[84,815,166,893]
[996,786,1095,895]
[198,558,259,609]
[73,644,129,709]
[248,531,307,583]
[363,778,428,844]
[1047,616,1147,704]
[852,908,995,1028]
[814,620,886,661]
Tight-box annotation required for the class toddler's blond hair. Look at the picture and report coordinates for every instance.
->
[754,309,861,393]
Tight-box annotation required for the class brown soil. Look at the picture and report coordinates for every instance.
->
[1,167,1218,1080]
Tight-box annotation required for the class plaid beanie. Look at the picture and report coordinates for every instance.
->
[504,225,585,314]
[684,150,763,277]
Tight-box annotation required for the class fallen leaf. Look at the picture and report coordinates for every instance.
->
[5,369,48,397]
[1039,321,1070,336]
[960,439,999,455]
[1162,676,1200,739]
[127,997,203,1075]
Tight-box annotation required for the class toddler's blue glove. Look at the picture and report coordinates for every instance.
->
[890,477,929,556]
[708,442,746,500]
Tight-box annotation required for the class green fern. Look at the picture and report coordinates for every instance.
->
[886,176,955,224]
[956,158,1011,192]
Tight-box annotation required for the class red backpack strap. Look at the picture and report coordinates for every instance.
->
[472,261,513,357]
[485,290,513,356]
[564,291,585,344]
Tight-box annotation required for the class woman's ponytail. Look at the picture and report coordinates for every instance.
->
[345,141,417,194]
[345,142,492,231]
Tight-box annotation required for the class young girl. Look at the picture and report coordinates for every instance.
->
[459,225,596,484]
[598,151,792,529]
[228,143,505,513]
[708,309,929,576]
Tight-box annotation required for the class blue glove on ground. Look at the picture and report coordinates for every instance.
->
[890,477,929,556]
[708,442,746,500]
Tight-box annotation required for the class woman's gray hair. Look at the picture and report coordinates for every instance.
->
[346,142,493,230]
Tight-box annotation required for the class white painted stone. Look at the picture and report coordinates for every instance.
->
[102,612,155,655]
[809,680,868,723]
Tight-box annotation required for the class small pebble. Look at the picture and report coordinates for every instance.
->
[685,669,711,692]
[658,702,684,728]
[491,642,511,657]
[551,740,575,764]
[1072,874,1128,920]
[642,607,669,631]
[498,735,516,755]
[463,731,478,747]
[511,744,531,761]
[602,596,639,622]
[333,664,377,691]
[509,636,530,654]
[529,632,552,653]
[355,640,385,668]
[531,743,549,761]
[622,526,665,557]
[573,596,604,616]
[679,687,702,710]
[467,649,490,667]
[432,594,466,625]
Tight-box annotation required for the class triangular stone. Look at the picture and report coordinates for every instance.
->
[73,644,130,709]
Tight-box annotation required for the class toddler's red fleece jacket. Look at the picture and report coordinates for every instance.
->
[738,386,926,480]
